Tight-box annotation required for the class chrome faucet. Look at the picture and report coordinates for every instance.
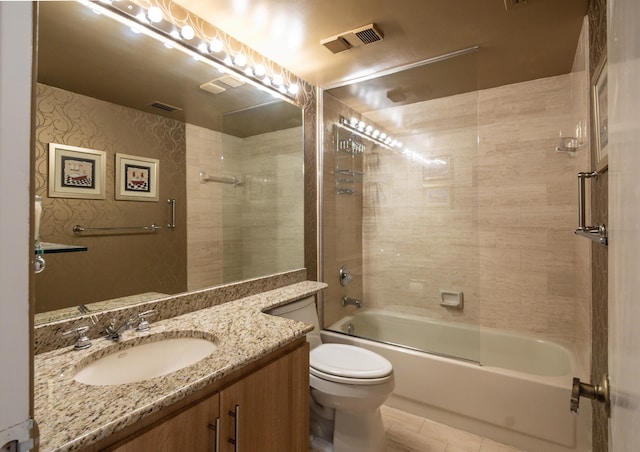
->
[104,310,156,341]
[104,318,135,341]
[342,296,363,308]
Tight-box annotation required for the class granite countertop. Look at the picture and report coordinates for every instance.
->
[34,281,326,452]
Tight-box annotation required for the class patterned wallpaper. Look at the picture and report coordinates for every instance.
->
[34,83,187,313]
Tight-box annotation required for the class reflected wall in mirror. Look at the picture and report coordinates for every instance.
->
[34,1,305,322]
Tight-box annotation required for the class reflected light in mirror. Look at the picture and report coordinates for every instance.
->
[34,0,306,323]
[78,0,301,102]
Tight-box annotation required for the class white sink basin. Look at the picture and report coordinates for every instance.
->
[74,337,217,386]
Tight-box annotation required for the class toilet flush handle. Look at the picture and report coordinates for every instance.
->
[570,374,610,417]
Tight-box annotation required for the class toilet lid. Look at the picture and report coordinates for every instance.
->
[310,344,393,379]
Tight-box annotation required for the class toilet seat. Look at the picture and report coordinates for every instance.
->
[310,344,393,385]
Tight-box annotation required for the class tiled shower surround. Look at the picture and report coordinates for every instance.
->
[365,74,590,343]
[186,124,304,290]
[325,35,591,372]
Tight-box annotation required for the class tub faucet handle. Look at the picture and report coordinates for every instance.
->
[339,265,353,287]
[570,375,610,416]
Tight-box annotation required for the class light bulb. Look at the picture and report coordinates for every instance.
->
[147,6,163,23]
[223,55,233,66]
[244,67,254,77]
[136,12,148,24]
[197,42,208,53]
[350,117,358,125]
[380,133,387,140]
[210,39,224,53]
[262,76,271,86]
[288,84,299,95]
[170,30,180,40]
[272,74,284,86]
[234,53,247,67]
[254,64,266,76]
[181,25,195,40]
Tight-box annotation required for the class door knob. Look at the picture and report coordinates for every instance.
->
[570,374,610,417]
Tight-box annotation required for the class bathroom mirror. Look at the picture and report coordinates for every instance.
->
[34,1,305,322]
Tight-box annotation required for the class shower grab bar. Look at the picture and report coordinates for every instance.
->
[73,224,161,234]
[574,171,607,245]
[200,171,242,187]
[167,198,176,229]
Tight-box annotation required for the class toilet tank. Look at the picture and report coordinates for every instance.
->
[267,296,322,349]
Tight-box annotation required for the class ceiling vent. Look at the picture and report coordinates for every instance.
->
[200,80,226,95]
[149,101,182,113]
[200,75,246,96]
[321,23,384,54]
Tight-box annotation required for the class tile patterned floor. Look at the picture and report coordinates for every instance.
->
[381,405,526,452]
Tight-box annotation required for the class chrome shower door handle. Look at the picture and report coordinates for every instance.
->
[576,171,598,230]
[574,171,608,245]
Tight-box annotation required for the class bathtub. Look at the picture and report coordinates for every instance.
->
[325,310,591,452]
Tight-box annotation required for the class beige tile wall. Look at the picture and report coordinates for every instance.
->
[186,126,304,289]
[240,128,305,279]
[186,124,224,290]
[360,72,591,354]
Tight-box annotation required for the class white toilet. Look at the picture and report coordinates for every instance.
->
[269,296,394,452]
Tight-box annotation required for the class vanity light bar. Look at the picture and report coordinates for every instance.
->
[339,116,402,149]
[80,0,300,102]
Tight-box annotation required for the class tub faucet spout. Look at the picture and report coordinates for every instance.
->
[342,296,363,308]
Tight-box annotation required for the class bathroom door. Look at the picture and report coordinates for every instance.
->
[608,0,640,449]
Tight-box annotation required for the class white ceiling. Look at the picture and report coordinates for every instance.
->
[175,0,589,91]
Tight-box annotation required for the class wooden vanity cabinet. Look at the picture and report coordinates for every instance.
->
[109,393,220,452]
[219,339,309,452]
[101,339,309,452]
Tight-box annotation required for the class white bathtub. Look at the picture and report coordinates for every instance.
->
[325,310,591,452]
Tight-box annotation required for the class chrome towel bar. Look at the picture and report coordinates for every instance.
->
[73,224,161,235]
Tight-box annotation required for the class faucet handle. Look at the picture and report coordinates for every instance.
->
[136,309,157,332]
[63,326,92,350]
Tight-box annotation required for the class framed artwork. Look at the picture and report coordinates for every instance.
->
[115,153,159,202]
[48,143,106,199]
[593,53,608,171]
